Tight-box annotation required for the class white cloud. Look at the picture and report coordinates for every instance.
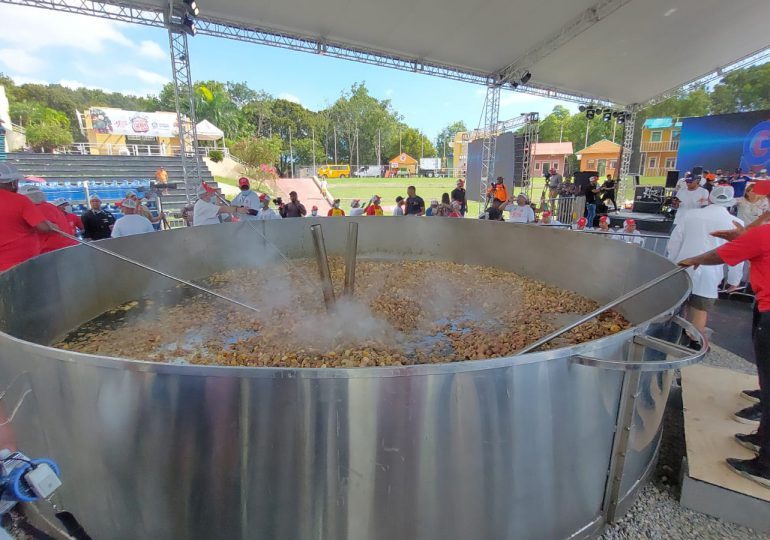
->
[9,75,48,86]
[138,40,166,60]
[0,48,45,74]
[126,67,169,86]
[0,5,132,52]
[279,92,301,104]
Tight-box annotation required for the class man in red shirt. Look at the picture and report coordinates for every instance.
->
[679,180,770,489]
[52,198,83,234]
[19,186,77,253]
[364,195,384,216]
[0,164,55,271]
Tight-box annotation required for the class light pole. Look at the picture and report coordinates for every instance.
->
[311,126,316,174]
[334,127,338,163]
[288,126,294,178]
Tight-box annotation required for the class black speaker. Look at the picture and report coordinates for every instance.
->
[574,171,596,192]
[665,170,680,188]
[692,166,703,177]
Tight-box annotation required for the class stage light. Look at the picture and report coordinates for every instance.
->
[602,110,612,121]
[617,114,626,125]
[182,13,197,35]
[510,81,519,89]
[586,108,595,120]
[183,0,199,16]
[612,111,620,118]
[579,105,586,112]
[520,72,532,84]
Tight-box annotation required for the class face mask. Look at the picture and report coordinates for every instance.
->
[311,210,318,217]
[333,203,339,209]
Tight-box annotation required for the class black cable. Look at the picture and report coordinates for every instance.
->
[55,511,93,540]
[1,454,36,468]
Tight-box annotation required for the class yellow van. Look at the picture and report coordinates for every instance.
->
[317,164,351,179]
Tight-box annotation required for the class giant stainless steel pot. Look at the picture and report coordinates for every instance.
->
[0,218,705,540]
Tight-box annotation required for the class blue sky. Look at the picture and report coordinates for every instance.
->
[0,4,576,139]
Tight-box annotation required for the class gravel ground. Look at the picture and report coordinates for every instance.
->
[601,344,765,540]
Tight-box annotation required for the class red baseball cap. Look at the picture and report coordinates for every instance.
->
[238,177,250,187]
[599,215,609,223]
[624,219,636,227]
[577,217,587,226]
[751,181,770,196]
[542,211,552,218]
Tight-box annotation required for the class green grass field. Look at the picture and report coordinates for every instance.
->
[328,176,666,216]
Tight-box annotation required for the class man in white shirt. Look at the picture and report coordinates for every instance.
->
[538,210,562,226]
[504,194,535,223]
[111,198,155,238]
[667,185,744,334]
[615,218,644,246]
[674,176,709,226]
[256,193,281,220]
[230,177,261,221]
[193,185,256,226]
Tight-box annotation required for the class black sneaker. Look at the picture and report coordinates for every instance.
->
[735,432,761,454]
[726,457,770,489]
[733,404,762,425]
[740,389,761,404]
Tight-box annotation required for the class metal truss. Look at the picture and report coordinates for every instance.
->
[617,109,637,202]
[0,0,164,24]
[479,86,501,212]
[498,0,632,84]
[0,0,619,107]
[641,45,770,109]
[168,27,203,202]
[520,114,540,197]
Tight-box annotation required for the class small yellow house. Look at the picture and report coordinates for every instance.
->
[388,152,418,175]
[576,139,621,177]
[639,117,681,176]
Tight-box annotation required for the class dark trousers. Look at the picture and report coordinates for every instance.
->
[753,307,770,467]
[602,192,617,211]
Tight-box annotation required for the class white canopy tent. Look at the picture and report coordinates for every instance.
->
[195,119,225,147]
[115,0,770,106]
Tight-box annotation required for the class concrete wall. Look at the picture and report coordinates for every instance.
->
[1,85,28,152]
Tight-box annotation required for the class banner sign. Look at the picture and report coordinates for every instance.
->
[677,110,770,174]
[88,107,180,137]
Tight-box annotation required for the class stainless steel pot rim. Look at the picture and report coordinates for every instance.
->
[1,306,685,379]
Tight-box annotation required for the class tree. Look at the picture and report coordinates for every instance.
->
[536,106,571,143]
[385,126,436,160]
[710,63,770,113]
[14,101,74,151]
[435,120,467,159]
[26,122,74,151]
[225,81,259,108]
[230,136,283,175]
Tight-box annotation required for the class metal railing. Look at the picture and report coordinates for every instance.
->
[640,141,679,153]
[538,195,585,226]
[63,142,229,158]
[583,229,670,256]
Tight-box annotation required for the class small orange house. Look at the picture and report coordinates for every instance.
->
[576,139,621,177]
[388,153,418,175]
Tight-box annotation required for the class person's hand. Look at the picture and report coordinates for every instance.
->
[678,258,699,270]
[711,220,745,241]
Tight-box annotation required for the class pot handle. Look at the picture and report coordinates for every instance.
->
[570,315,708,372]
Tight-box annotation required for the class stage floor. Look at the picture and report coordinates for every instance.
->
[680,364,770,532]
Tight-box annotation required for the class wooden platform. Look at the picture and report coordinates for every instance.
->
[680,365,770,533]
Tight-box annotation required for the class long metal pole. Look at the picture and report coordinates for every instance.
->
[288,126,294,178]
[516,266,687,355]
[310,224,335,311]
[343,222,358,297]
[55,231,261,314]
[312,126,316,174]
[584,119,590,149]
[334,127,338,163]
